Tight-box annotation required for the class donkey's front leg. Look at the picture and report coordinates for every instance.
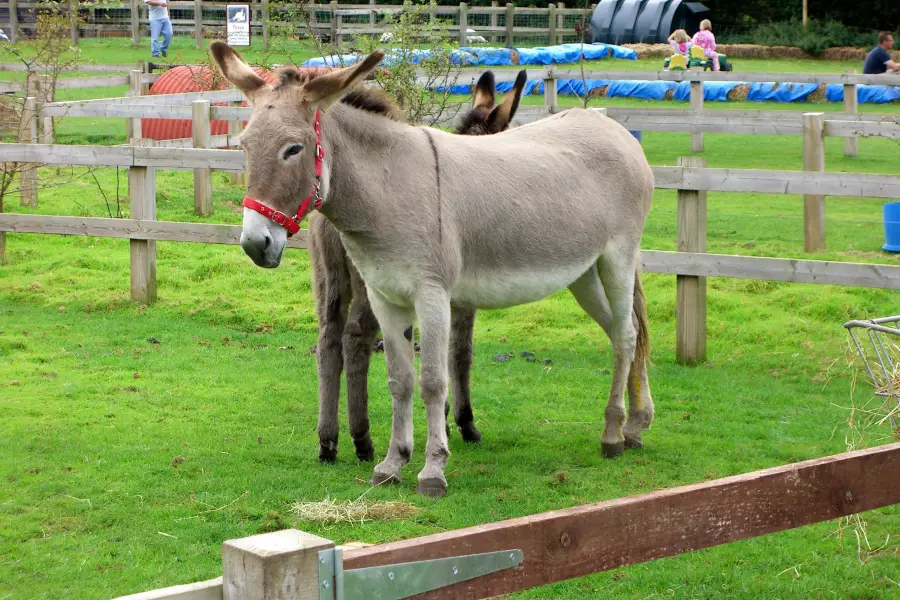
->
[368,294,416,485]
[415,287,452,497]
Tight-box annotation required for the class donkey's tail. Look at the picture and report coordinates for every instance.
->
[632,269,651,367]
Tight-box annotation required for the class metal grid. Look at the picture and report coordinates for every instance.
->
[845,316,900,434]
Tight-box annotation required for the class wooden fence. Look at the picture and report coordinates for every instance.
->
[112,442,900,599]
[0,1,595,49]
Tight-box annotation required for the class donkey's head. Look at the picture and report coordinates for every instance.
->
[456,70,527,136]
[209,41,385,268]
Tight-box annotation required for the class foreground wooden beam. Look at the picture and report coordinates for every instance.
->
[344,442,900,599]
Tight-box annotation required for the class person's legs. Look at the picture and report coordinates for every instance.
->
[160,18,173,57]
[711,53,720,71]
[149,19,162,57]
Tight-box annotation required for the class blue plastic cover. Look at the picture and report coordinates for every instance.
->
[747,82,820,103]
[826,84,900,103]
[608,80,677,100]
[458,47,512,66]
[672,80,745,102]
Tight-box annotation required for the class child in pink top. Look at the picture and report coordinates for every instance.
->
[667,29,692,55]
[691,19,720,71]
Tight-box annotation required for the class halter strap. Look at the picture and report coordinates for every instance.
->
[241,109,325,237]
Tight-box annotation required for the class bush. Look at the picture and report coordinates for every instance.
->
[718,19,899,55]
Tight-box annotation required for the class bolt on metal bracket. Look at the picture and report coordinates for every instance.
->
[319,546,524,600]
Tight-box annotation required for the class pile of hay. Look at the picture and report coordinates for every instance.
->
[622,43,673,59]
[587,85,609,98]
[807,84,828,103]
[717,44,809,59]
[290,497,419,524]
[727,84,751,101]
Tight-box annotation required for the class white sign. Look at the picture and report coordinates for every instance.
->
[226,4,251,47]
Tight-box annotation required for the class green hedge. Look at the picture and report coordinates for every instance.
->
[718,19,898,55]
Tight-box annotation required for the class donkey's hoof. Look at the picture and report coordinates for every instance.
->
[417,478,447,497]
[319,444,338,463]
[459,423,482,443]
[371,471,401,486]
[601,442,625,458]
[624,436,643,450]
[354,438,375,462]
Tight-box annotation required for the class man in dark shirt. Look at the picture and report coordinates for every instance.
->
[863,31,899,74]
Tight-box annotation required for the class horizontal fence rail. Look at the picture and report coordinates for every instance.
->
[112,442,900,600]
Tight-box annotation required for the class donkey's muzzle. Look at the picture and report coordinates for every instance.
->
[241,229,280,268]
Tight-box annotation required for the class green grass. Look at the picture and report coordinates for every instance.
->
[2,41,900,599]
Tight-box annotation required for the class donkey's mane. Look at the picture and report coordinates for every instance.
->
[273,65,403,122]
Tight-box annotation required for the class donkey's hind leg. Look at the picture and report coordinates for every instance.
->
[450,307,481,442]
[310,216,352,463]
[343,265,380,461]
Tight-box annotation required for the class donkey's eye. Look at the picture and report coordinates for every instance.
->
[282,144,304,160]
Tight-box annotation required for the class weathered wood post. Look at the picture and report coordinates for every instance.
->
[490,1,498,43]
[843,69,858,158]
[18,97,37,207]
[459,2,468,47]
[262,0,270,51]
[129,164,157,304]
[130,0,140,46]
[802,112,825,252]
[38,75,54,145]
[194,0,203,49]
[192,100,213,216]
[690,79,703,152]
[69,0,79,46]
[8,0,18,43]
[505,2,515,46]
[557,1,565,32]
[544,74,557,114]
[676,156,707,365]
[547,4,557,46]
[127,70,143,143]
[229,87,246,186]
[222,529,334,600]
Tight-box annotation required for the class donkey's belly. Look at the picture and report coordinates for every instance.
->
[451,258,596,309]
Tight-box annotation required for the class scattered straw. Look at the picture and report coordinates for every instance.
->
[290,497,418,524]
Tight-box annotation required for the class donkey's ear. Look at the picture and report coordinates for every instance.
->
[302,51,385,110]
[472,71,496,109]
[209,41,269,103]
[485,70,526,133]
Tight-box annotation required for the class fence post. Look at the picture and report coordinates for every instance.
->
[490,0,498,43]
[544,75,557,113]
[843,69,858,158]
[802,112,825,252]
[193,100,213,216]
[18,97,37,207]
[69,0,79,46]
[229,87,245,186]
[222,529,334,600]
[129,165,157,304]
[262,0,270,51]
[557,1,565,32]
[676,155,707,365]
[38,75,54,145]
[369,0,375,28]
[194,0,203,49]
[127,70,143,143]
[138,60,150,94]
[690,80,703,152]
[505,2,515,46]
[130,0,140,45]
[9,0,18,43]
[330,1,339,48]
[548,4,556,46]
[458,2,468,47]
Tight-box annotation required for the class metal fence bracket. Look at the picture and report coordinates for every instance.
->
[318,547,524,600]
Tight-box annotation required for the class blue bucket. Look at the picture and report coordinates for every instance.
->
[883,202,900,252]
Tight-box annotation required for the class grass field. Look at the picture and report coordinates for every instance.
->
[2,38,900,599]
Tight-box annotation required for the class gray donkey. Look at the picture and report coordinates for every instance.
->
[310,69,528,464]
[211,44,654,497]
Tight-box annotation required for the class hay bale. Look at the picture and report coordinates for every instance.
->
[806,83,828,103]
[718,44,809,59]
[587,85,608,98]
[622,43,673,59]
[664,88,675,101]
[509,49,520,65]
[819,46,869,61]
[727,84,750,102]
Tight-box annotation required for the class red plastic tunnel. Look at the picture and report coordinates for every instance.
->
[141,65,329,144]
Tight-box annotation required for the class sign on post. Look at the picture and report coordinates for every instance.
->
[226,4,251,46]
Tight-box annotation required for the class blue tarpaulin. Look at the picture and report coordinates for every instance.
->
[747,82,821,103]
[826,84,900,103]
[608,80,677,100]
[672,80,744,102]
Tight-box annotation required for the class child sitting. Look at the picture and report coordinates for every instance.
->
[667,29,692,55]
[691,19,720,71]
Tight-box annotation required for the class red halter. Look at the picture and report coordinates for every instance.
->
[241,109,325,237]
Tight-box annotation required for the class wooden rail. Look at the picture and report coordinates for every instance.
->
[112,442,900,600]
